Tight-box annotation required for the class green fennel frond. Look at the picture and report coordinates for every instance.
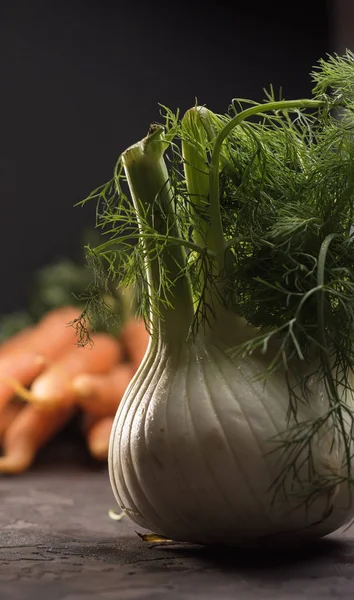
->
[79,52,354,496]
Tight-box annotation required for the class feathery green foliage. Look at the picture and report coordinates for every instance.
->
[79,51,354,496]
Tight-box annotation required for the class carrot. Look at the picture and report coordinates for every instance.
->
[0,353,49,410]
[119,318,150,372]
[0,306,86,408]
[0,401,24,442]
[83,414,114,461]
[0,325,36,358]
[29,333,123,409]
[0,404,74,474]
[72,364,134,417]
[0,306,81,359]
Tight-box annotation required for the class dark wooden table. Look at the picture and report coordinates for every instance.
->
[1,448,354,599]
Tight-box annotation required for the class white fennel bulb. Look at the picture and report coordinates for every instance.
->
[109,312,354,545]
[83,53,354,547]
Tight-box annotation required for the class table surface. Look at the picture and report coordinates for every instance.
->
[1,449,354,600]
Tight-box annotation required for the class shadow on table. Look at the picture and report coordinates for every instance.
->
[148,536,349,571]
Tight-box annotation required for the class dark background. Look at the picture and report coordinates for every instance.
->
[1,0,335,315]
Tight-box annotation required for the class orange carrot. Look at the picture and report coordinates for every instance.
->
[0,325,36,358]
[21,306,83,357]
[0,307,82,359]
[0,401,24,442]
[83,414,114,461]
[29,333,123,409]
[119,318,150,372]
[0,306,86,408]
[72,364,134,417]
[0,353,49,409]
[0,404,74,474]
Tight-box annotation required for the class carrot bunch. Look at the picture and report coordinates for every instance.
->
[0,306,149,473]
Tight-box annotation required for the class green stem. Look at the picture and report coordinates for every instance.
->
[208,98,325,272]
[122,125,194,343]
[181,107,210,249]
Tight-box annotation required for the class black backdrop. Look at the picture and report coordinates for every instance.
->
[1,0,331,314]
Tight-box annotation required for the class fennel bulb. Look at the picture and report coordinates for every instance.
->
[110,314,353,545]
[81,51,354,546]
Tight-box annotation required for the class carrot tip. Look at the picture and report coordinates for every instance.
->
[71,376,92,397]
[0,454,32,474]
[89,442,109,461]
